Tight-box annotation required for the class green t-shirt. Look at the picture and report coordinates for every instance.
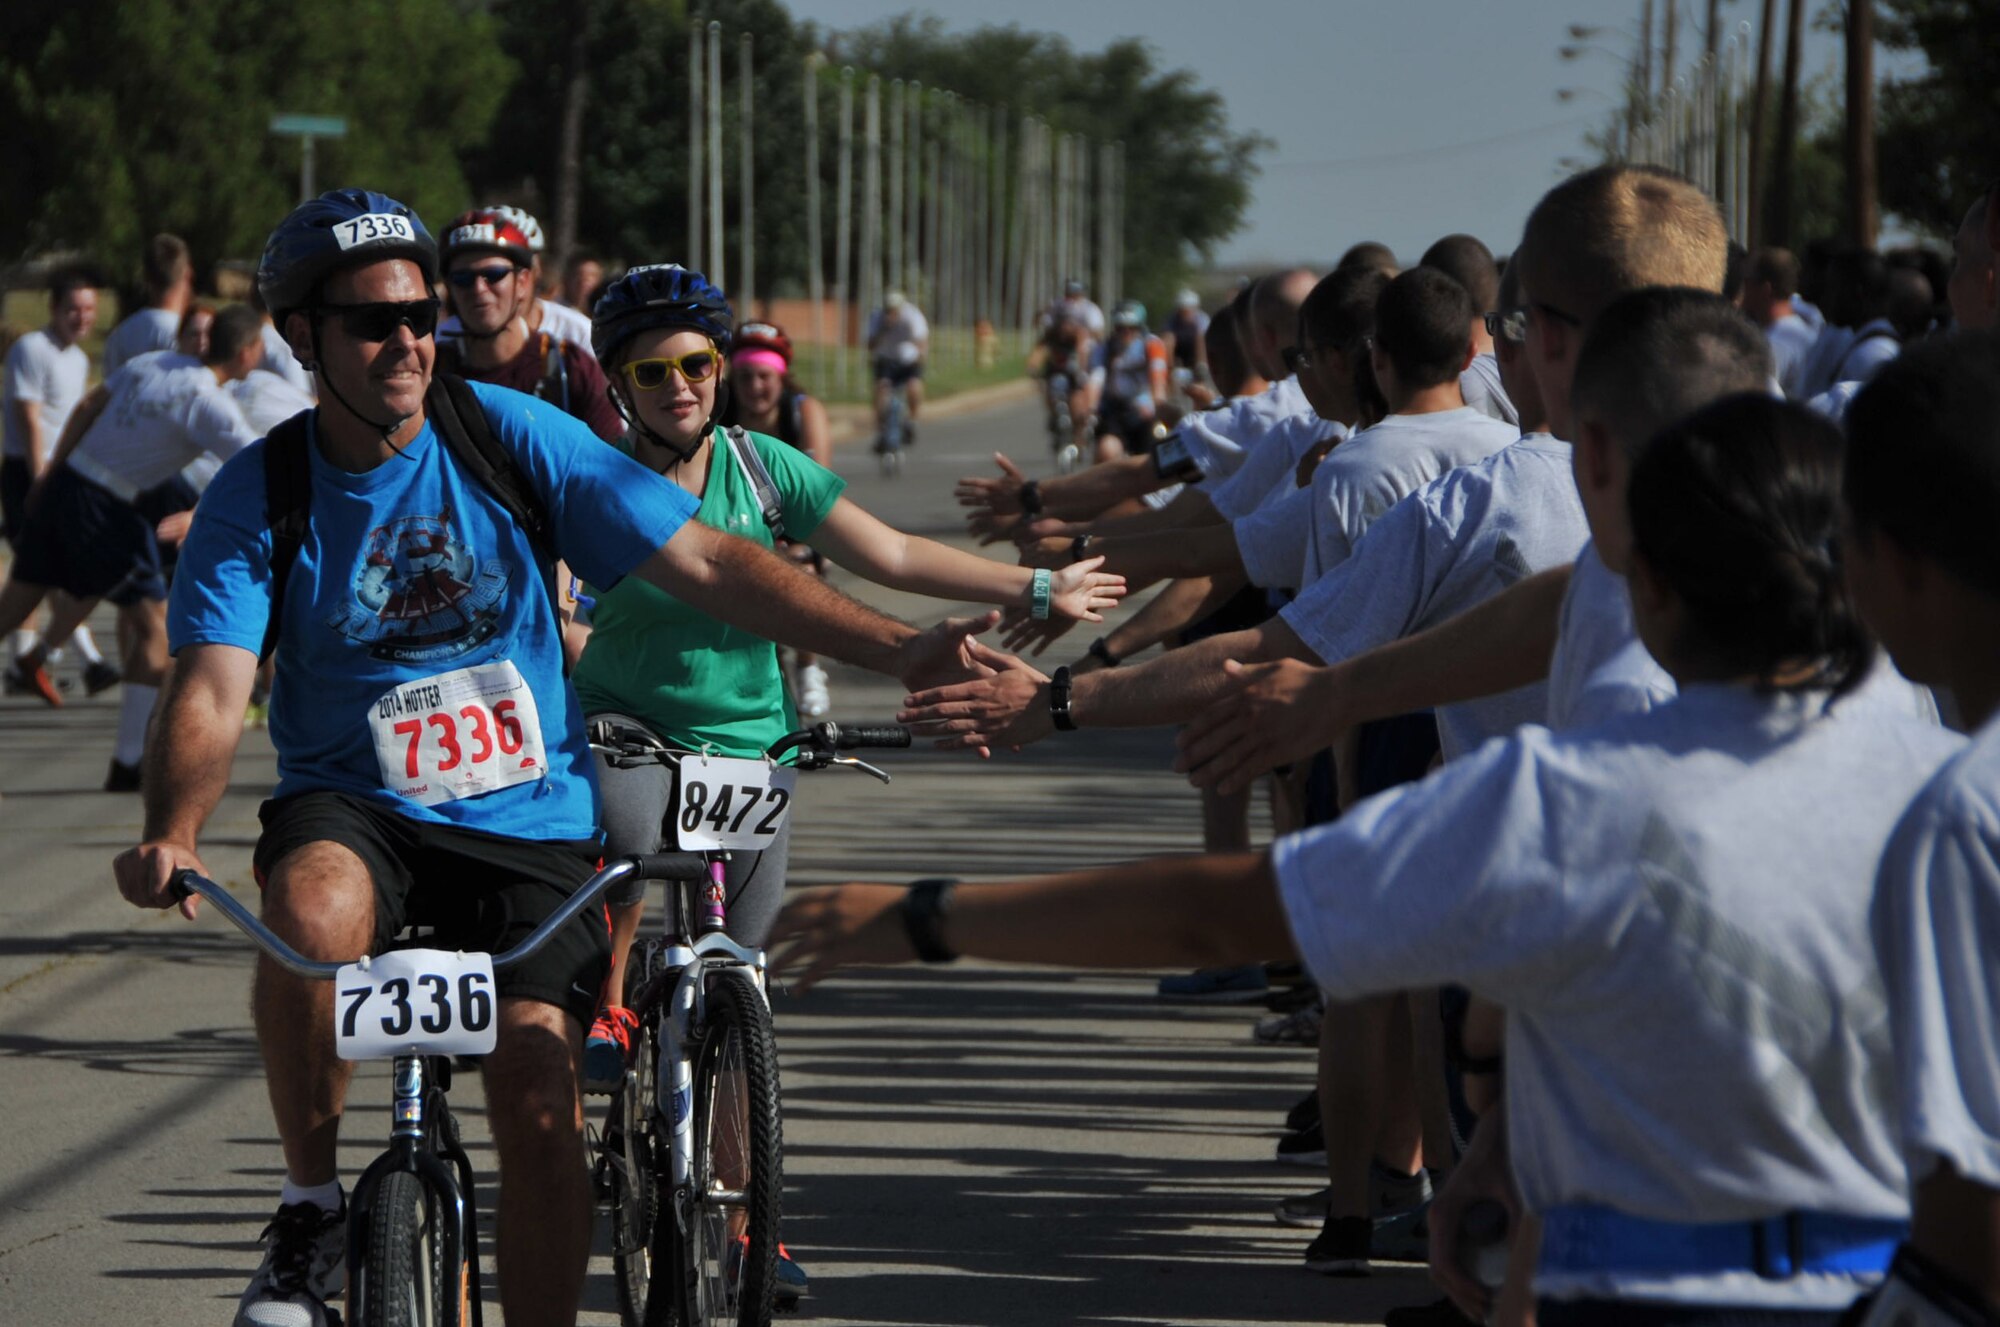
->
[573,429,847,756]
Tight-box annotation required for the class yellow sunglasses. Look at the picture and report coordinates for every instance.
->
[621,347,721,390]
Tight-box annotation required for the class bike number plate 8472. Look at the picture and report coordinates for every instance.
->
[334,949,499,1061]
[674,756,796,851]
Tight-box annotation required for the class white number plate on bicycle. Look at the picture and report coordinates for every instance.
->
[675,756,796,851]
[334,949,499,1060]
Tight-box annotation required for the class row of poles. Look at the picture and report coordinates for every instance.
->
[679,20,1127,394]
[1621,21,1757,243]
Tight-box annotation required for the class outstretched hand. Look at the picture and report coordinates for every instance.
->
[899,640,1053,752]
[1049,556,1124,623]
[768,883,913,992]
[1174,658,1340,794]
[894,610,1004,695]
[955,453,1028,516]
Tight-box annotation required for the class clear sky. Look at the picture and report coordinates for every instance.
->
[801,0,1920,268]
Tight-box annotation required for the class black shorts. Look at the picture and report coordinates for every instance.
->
[0,455,29,549]
[1099,400,1159,453]
[10,466,166,602]
[107,475,199,605]
[254,791,610,1026]
[874,359,923,386]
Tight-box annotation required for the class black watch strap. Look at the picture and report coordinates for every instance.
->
[1049,665,1078,731]
[1019,479,1043,517]
[1070,533,1093,563]
[901,878,959,963]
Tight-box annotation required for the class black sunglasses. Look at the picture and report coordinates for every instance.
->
[316,298,441,343]
[446,264,524,290]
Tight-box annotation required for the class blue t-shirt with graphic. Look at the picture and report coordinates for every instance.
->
[170,380,697,842]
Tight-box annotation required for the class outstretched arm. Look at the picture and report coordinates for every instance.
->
[769,851,1291,990]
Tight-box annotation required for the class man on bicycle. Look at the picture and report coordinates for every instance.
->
[866,289,927,448]
[1089,300,1170,462]
[110,189,996,1327]
[1038,278,1106,463]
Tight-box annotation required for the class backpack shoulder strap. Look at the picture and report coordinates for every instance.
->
[722,425,788,541]
[537,332,571,413]
[259,408,315,665]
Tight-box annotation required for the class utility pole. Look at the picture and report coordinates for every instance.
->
[1768,0,1805,248]
[739,32,755,310]
[803,55,824,362]
[1845,0,1878,246]
[687,21,703,270]
[1746,0,1776,249]
[834,67,853,392]
[551,0,589,264]
[1642,0,1657,103]
[706,21,724,290]
[1663,0,1679,102]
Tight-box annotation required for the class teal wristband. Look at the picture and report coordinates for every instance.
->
[1029,567,1053,620]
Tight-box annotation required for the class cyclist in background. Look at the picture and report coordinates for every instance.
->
[1090,300,1170,462]
[1039,279,1105,465]
[866,289,928,450]
[572,263,1125,1301]
[436,203,596,355]
[433,209,623,442]
[719,321,837,716]
[1164,286,1210,378]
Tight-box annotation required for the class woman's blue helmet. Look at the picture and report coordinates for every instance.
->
[591,263,734,365]
[256,189,437,321]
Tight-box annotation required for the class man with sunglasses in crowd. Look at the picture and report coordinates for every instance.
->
[434,208,622,441]
[108,190,998,1327]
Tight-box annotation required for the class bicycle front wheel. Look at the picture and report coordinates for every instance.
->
[358,1170,452,1327]
[648,968,783,1327]
[609,1006,661,1327]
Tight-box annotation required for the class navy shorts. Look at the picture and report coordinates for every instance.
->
[9,466,165,602]
[254,791,610,1026]
[874,359,923,386]
[106,475,199,606]
[1,455,29,549]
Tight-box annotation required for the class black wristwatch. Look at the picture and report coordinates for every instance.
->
[900,878,959,962]
[1069,533,1093,563]
[1087,636,1121,668]
[1019,479,1044,517]
[1049,665,1078,731]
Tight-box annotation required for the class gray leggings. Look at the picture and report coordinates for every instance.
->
[591,714,792,948]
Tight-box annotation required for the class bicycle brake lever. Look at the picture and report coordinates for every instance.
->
[829,755,893,784]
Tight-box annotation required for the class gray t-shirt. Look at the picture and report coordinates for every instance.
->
[1234,406,1519,592]
[101,307,181,377]
[1874,714,2000,1192]
[1279,434,1589,760]
[1460,352,1519,427]
[1182,376,1307,482]
[1274,684,1965,1307]
[1207,410,1345,520]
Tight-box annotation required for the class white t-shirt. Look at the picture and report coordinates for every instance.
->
[228,369,318,436]
[1873,715,2000,1193]
[1767,313,1817,399]
[72,352,257,495]
[866,305,930,363]
[1207,410,1345,520]
[1182,376,1308,483]
[1234,406,1520,592]
[1460,352,1519,427]
[3,329,91,461]
[1280,434,1589,760]
[100,308,181,377]
[259,322,315,394]
[1273,684,1965,1307]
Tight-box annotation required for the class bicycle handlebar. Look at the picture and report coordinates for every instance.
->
[169,852,712,980]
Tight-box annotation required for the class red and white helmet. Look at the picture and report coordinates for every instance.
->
[440,209,536,267]
[483,205,546,254]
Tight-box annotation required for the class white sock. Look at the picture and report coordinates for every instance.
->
[69,626,104,666]
[114,683,157,766]
[46,646,64,665]
[9,630,37,662]
[279,1176,344,1213]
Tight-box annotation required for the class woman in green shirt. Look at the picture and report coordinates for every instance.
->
[576,265,1122,1088]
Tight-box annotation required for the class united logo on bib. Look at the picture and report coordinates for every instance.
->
[369,660,546,806]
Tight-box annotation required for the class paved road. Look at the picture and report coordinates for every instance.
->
[0,397,1431,1325]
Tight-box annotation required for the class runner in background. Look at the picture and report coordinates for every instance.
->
[101,234,194,375]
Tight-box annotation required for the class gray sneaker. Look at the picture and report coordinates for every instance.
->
[234,1199,346,1327]
[1274,1163,1434,1227]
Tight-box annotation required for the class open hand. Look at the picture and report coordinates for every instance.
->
[768,883,912,991]
[1174,658,1341,794]
[954,452,1028,515]
[894,611,1003,695]
[899,640,1052,752]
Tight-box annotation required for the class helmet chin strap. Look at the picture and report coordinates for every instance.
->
[309,315,420,456]
[611,379,730,470]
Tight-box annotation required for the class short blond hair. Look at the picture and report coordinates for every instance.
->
[1517,166,1728,324]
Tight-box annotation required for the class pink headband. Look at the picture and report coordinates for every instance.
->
[731,349,788,374]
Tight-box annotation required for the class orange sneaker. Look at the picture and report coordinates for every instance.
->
[5,660,63,707]
[583,1005,638,1092]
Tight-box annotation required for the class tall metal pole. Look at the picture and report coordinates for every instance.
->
[834,67,854,394]
[1747,0,1775,248]
[1844,0,1878,246]
[1769,0,1805,248]
[739,32,755,310]
[926,115,943,322]
[887,81,904,302]
[687,21,703,269]
[706,20,725,290]
[803,55,824,372]
[905,83,923,295]
[860,75,882,344]
[989,106,1007,332]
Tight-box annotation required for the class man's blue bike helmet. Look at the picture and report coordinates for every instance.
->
[257,189,438,322]
[591,263,734,366]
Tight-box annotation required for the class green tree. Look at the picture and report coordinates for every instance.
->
[1875,0,2000,237]
[0,0,512,284]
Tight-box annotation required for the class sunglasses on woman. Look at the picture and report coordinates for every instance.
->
[621,348,721,390]
[316,298,442,343]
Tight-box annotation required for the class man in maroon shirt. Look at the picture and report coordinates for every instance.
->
[435,209,623,442]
